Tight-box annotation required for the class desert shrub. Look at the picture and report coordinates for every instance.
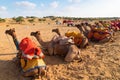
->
[0,18,5,22]
[51,17,56,21]
[26,16,36,19]
[38,18,46,22]
[13,16,24,24]
[28,19,34,23]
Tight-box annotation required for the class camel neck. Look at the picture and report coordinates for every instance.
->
[11,35,19,50]
[35,35,46,47]
[12,35,17,39]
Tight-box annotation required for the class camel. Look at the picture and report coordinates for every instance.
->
[30,30,81,62]
[75,23,91,38]
[75,23,114,43]
[5,28,46,79]
[52,28,88,49]
[87,28,113,43]
[61,24,89,48]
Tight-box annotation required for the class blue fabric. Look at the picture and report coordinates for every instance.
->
[14,39,19,50]
[22,66,46,73]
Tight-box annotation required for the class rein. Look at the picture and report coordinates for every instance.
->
[6,34,16,52]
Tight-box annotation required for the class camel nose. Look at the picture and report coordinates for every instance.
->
[5,30,9,34]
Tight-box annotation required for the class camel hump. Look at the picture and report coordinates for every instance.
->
[53,36,74,45]
[60,37,74,45]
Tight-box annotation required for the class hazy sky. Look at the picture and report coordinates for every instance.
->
[0,0,120,18]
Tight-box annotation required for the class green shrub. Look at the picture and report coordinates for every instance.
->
[0,18,5,22]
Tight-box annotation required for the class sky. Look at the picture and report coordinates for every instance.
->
[0,0,120,18]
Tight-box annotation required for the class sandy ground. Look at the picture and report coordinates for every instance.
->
[0,22,120,80]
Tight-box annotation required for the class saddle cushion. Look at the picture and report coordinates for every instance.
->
[21,58,46,72]
[19,37,44,59]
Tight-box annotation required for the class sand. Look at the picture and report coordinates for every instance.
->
[0,21,120,80]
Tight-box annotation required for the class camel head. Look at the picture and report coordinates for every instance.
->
[30,31,40,37]
[75,24,81,29]
[52,28,60,36]
[5,28,16,37]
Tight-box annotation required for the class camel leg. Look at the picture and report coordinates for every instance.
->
[51,35,59,42]
[80,37,88,48]
[65,45,81,62]
[47,42,54,55]
[99,37,111,43]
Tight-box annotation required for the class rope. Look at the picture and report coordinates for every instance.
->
[6,34,16,52]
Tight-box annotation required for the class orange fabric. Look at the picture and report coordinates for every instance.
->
[19,37,44,59]
[74,37,83,45]
[93,32,108,40]
[88,31,94,39]
[65,31,83,45]
[93,32,101,40]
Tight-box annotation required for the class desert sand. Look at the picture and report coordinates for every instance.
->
[0,20,120,80]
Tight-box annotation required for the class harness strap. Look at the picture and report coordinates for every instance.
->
[23,59,27,69]
[38,67,40,75]
[6,34,15,51]
[37,66,46,78]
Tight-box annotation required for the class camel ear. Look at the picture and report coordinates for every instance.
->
[37,31,40,35]
[12,28,15,32]
[38,33,40,35]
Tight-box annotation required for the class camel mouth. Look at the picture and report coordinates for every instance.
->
[5,30,9,34]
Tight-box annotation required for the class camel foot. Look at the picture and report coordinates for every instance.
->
[77,58,82,62]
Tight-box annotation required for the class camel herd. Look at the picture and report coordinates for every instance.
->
[5,19,120,79]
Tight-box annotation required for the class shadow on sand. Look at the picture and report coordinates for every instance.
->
[0,52,68,80]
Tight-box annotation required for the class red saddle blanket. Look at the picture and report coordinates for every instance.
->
[19,37,44,60]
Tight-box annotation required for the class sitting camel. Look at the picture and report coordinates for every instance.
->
[87,27,113,43]
[75,23,92,38]
[30,30,81,62]
[64,30,89,48]
[5,28,46,79]
[52,27,89,48]
[75,23,113,43]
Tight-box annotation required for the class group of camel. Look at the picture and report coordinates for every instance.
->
[5,21,114,79]
[5,28,82,79]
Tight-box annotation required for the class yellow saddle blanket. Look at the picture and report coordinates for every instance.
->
[65,31,83,45]
[20,58,46,72]
[65,31,82,38]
